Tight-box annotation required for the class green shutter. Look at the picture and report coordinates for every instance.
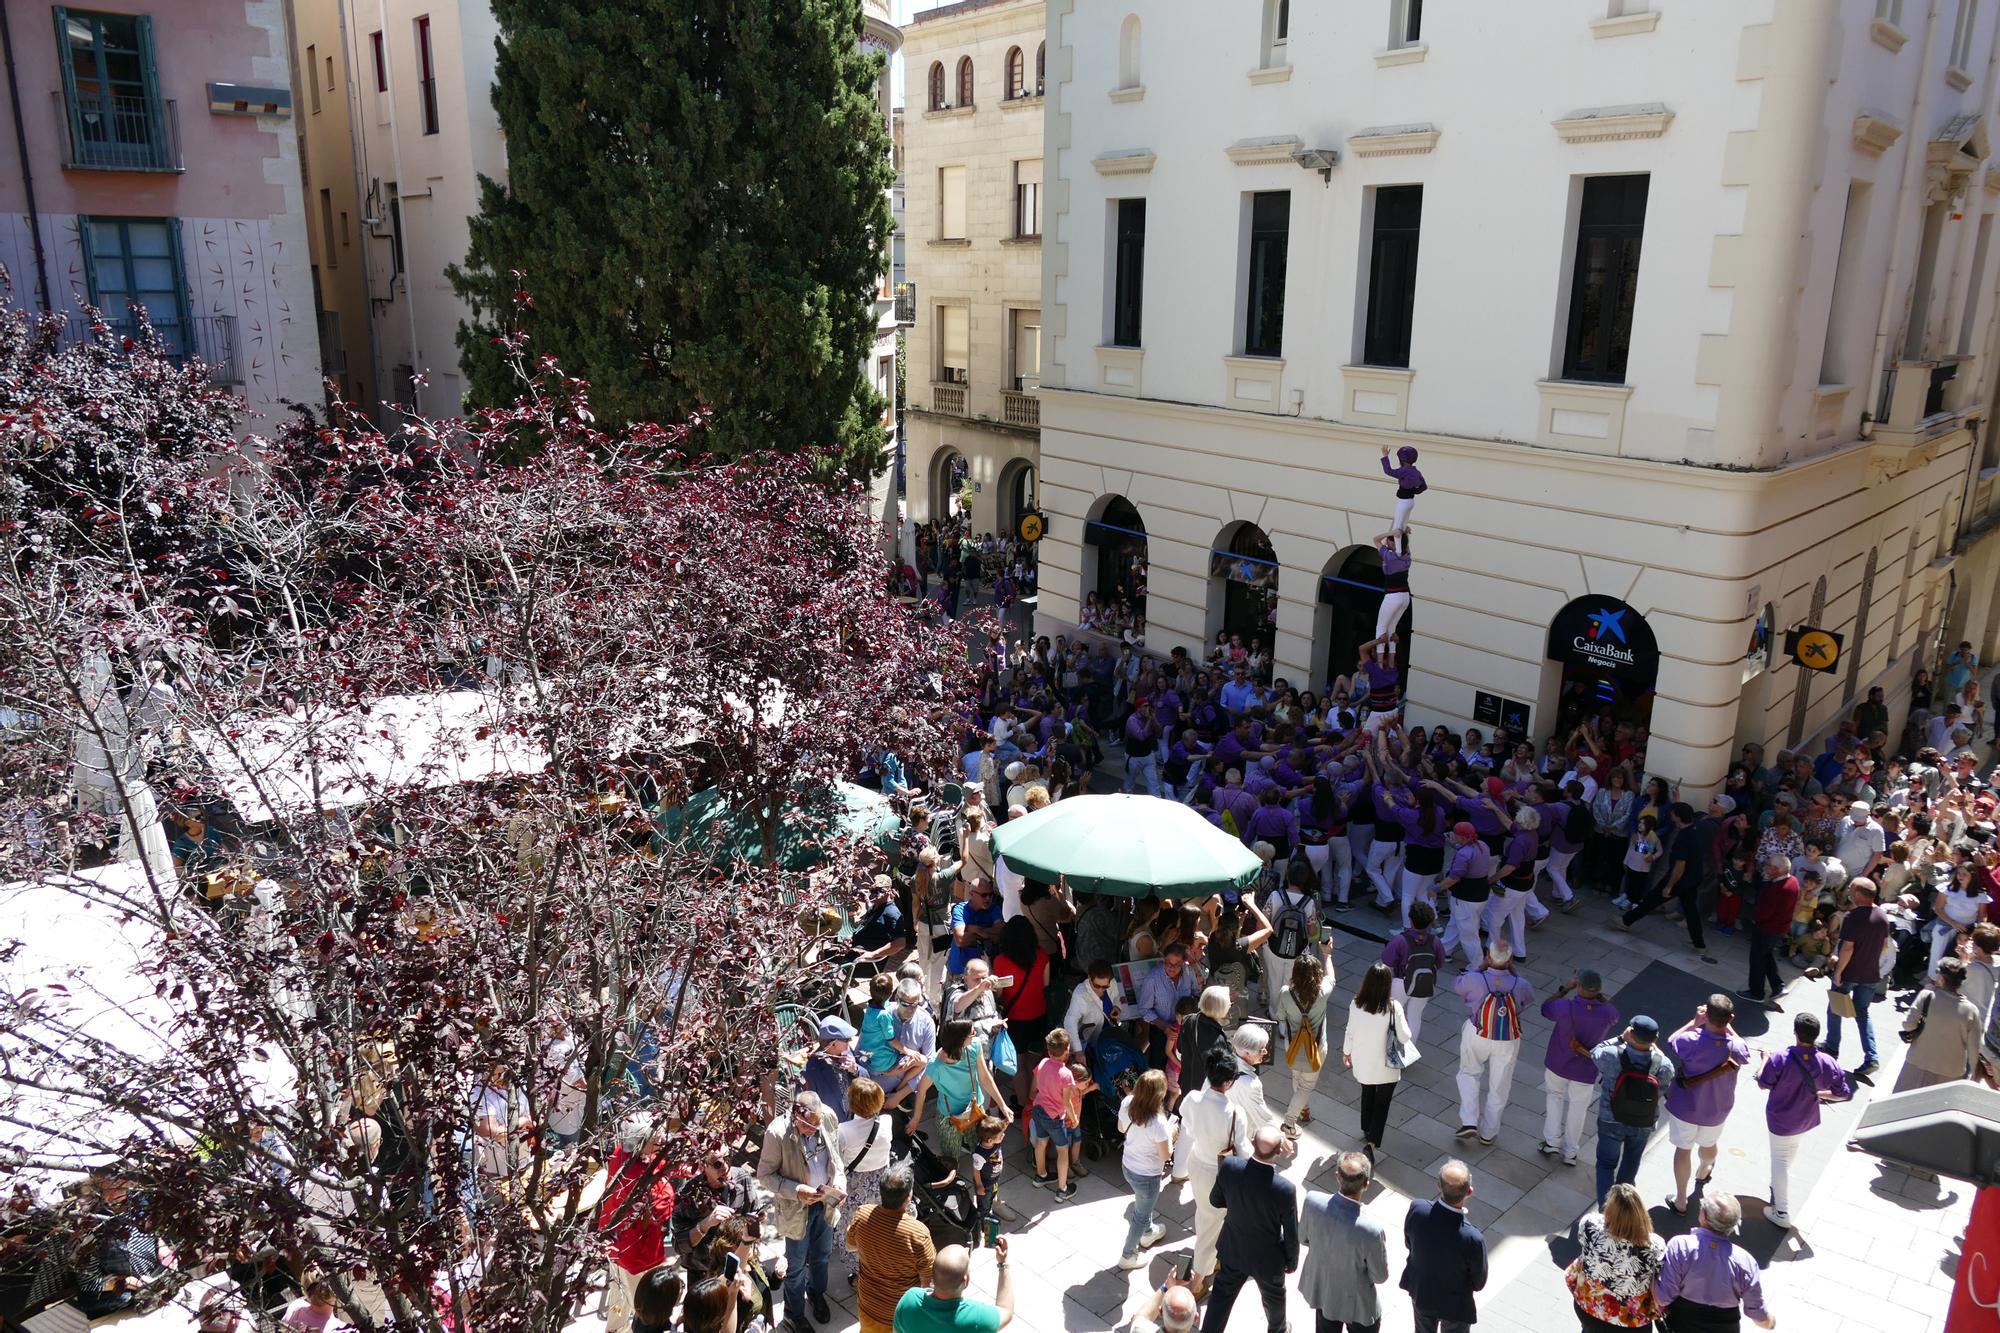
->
[77,214,103,308]
[52,6,85,160]
[135,13,164,156]
[165,216,191,337]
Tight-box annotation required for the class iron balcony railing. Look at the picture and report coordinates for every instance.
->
[55,91,182,172]
[894,282,917,325]
[59,311,241,385]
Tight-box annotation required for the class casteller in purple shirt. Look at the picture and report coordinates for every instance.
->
[1757,1039,1852,1136]
[1540,985,1622,1083]
[1664,1020,1753,1127]
[1379,445,1427,496]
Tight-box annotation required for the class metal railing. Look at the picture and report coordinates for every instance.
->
[931,382,967,415]
[55,92,182,171]
[58,311,241,385]
[894,282,916,325]
[1000,390,1039,429]
[318,310,347,376]
[418,77,439,134]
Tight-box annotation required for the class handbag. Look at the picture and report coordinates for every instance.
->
[1385,1007,1419,1070]
[987,972,1027,1077]
[1828,987,1858,1019]
[844,1118,882,1173]
[1901,991,1932,1044]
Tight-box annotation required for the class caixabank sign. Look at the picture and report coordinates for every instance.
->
[1546,595,1660,684]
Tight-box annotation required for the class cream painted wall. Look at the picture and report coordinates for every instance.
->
[902,0,1045,538]
[1035,0,2000,794]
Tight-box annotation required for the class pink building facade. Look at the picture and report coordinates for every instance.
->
[0,0,321,428]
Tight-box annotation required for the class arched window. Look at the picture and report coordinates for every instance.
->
[1036,42,1046,95]
[1119,16,1141,89]
[927,61,945,111]
[1005,46,1025,99]
[957,56,974,107]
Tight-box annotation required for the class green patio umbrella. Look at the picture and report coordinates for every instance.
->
[990,793,1263,898]
[655,780,901,869]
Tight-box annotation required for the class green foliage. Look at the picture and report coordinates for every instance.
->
[448,0,894,472]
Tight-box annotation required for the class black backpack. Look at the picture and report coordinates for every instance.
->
[1608,1047,1663,1127]
[1401,931,1438,1000]
[1564,800,1595,844]
[1271,889,1311,960]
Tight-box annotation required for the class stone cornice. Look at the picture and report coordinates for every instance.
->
[1093,149,1156,176]
[1553,103,1674,144]
[1225,134,1304,166]
[1349,123,1440,158]
[1852,110,1905,155]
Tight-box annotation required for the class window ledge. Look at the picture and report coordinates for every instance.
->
[1247,64,1293,85]
[1223,355,1287,414]
[1535,379,1633,454]
[1225,134,1304,166]
[1590,10,1660,38]
[1947,65,1974,92]
[1349,123,1440,157]
[923,105,976,120]
[1001,94,1045,110]
[999,236,1041,247]
[1552,102,1674,144]
[1093,149,1157,176]
[1871,18,1909,52]
[1853,110,1905,155]
[1109,85,1146,103]
[1374,43,1428,68]
[1095,344,1144,396]
[926,238,973,248]
[1341,365,1414,431]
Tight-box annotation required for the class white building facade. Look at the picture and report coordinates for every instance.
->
[1037,0,2000,791]
[902,0,1045,545]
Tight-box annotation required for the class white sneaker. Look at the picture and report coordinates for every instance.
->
[1140,1223,1167,1248]
[1767,1209,1794,1229]
[1118,1252,1147,1270]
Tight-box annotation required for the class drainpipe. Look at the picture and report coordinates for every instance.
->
[1862,0,1948,436]
[0,0,51,310]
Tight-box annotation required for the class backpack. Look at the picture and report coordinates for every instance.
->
[1472,976,1520,1041]
[1608,1047,1663,1128]
[1401,932,1438,1000]
[1564,801,1595,844]
[1271,890,1311,960]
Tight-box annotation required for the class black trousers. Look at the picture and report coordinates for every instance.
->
[1200,1265,1286,1333]
[1359,1081,1396,1148]
[1748,927,1785,999]
[1623,875,1708,950]
[1316,1315,1381,1333]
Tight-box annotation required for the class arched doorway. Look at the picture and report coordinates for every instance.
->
[1315,545,1410,691]
[929,448,967,525]
[1548,595,1660,734]
[1082,494,1148,630]
[998,460,1037,537]
[1209,522,1280,670]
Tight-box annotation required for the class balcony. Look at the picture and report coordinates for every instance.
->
[318,310,347,376]
[55,92,182,172]
[61,312,241,385]
[1000,389,1039,429]
[894,282,916,326]
[931,382,967,416]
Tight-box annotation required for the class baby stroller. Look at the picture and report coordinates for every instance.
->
[1078,1030,1150,1160]
[901,1128,979,1249]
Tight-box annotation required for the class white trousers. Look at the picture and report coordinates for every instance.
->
[1375,589,1412,641]
[1546,848,1580,903]
[1366,839,1404,906]
[1393,496,1416,531]
[1400,869,1439,930]
[1302,841,1353,905]
[1483,888,1532,957]
[1189,1159,1225,1275]
[1391,980,1431,1042]
[1440,896,1487,967]
[1769,1130,1808,1217]
[1543,1069,1595,1158]
[1457,1026,1520,1140]
[1362,708,1399,735]
[1286,1049,1325,1121]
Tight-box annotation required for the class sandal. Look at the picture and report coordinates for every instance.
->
[1281,1122,1301,1139]
[1297,1109,1313,1126]
[1666,1197,1688,1215]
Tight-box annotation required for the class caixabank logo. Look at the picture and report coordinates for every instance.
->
[1548,596,1659,682]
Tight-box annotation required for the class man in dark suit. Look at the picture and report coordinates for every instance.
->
[1400,1160,1487,1333]
[1200,1125,1299,1333]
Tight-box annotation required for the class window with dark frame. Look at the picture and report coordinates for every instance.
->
[1112,199,1146,348]
[386,183,406,275]
[1403,0,1424,43]
[307,44,321,112]
[1014,159,1042,239]
[1363,185,1423,368]
[957,56,974,107]
[415,15,438,134]
[1561,174,1649,384]
[1006,47,1024,99]
[1277,0,1290,41]
[1243,191,1291,358]
[56,7,169,169]
[371,30,386,91]
[1036,42,1045,94]
[928,62,944,110]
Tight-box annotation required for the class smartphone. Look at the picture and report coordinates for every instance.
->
[1174,1255,1195,1283]
[984,1217,1001,1247]
[724,1252,741,1282]
[1317,922,1332,945]
[991,973,1017,988]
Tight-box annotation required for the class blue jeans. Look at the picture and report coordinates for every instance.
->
[1595,1120,1650,1204]
[1825,982,1880,1066]
[1122,1167,1164,1258]
[782,1201,833,1320]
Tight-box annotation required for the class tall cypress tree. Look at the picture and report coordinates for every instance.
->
[448,1,894,470]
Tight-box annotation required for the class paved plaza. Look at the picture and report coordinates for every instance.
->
[803,882,1966,1332]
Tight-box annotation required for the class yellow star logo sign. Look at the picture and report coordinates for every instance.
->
[1017,512,1046,543]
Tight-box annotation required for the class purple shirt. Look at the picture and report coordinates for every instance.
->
[1756,1044,1852,1135]
[1455,793,1506,838]
[1454,966,1534,1019]
[1540,994,1622,1083]
[1214,731,1249,770]
[1498,828,1539,883]
[1379,456,1427,495]
[1212,785,1259,839]
[1445,840,1493,884]
[1662,1026,1753,1126]
[1546,800,1586,855]
[1382,927,1439,979]
[1653,1232,1768,1323]
[1369,783,1406,840]
[1361,660,1400,708]
[1246,804,1297,847]
[1125,712,1159,750]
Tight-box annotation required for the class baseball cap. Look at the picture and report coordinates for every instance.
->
[1629,1015,1660,1042]
[1713,794,1736,814]
[817,1016,857,1042]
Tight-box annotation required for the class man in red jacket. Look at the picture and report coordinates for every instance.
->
[1740,854,1800,1009]
[600,1121,677,1333]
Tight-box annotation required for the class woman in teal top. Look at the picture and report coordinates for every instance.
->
[909,1017,1012,1158]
